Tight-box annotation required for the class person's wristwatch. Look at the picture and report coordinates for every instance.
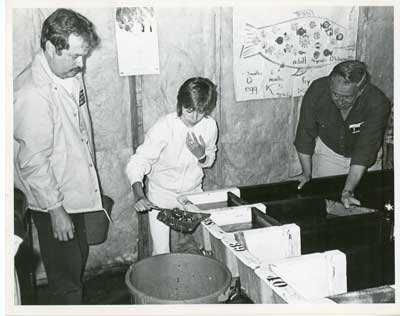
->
[342,189,354,197]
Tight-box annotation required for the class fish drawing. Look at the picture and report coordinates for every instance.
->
[240,9,355,76]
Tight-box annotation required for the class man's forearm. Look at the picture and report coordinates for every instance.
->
[297,152,312,176]
[343,165,367,193]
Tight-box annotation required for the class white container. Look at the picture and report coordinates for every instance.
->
[199,204,266,276]
[234,224,301,292]
[178,187,240,213]
[258,250,347,303]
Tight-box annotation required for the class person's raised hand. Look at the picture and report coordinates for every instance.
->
[186,132,205,159]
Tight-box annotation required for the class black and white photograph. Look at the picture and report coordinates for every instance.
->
[3,0,398,315]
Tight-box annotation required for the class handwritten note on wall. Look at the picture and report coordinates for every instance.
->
[233,7,359,101]
[115,7,160,76]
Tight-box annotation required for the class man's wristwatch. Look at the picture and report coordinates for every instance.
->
[342,189,354,197]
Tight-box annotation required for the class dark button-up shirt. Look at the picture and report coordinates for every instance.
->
[294,76,391,167]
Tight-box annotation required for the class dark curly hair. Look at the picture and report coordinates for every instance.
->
[40,8,100,54]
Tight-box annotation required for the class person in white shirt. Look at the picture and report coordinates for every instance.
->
[126,77,218,255]
[14,8,101,304]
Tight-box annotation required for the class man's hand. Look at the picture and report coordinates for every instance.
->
[48,206,75,241]
[341,190,361,209]
[291,172,311,190]
[131,182,156,213]
[294,152,312,189]
[341,165,366,208]
[134,196,156,213]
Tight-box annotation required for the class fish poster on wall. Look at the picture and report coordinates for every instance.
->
[115,7,160,76]
[233,6,359,101]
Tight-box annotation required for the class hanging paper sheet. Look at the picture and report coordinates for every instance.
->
[233,6,359,101]
[115,7,160,76]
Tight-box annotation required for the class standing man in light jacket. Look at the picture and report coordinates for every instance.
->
[14,8,101,304]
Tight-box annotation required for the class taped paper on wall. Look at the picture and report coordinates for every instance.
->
[115,7,160,76]
[233,6,359,101]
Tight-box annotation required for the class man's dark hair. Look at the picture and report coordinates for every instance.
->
[40,8,100,54]
[329,60,370,88]
[177,77,218,117]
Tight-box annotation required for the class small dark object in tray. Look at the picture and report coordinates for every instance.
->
[156,207,211,233]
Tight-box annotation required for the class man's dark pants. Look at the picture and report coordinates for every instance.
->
[32,211,88,305]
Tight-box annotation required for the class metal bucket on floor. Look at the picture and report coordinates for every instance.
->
[125,253,232,304]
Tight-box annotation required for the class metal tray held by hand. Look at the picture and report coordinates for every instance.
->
[155,207,211,233]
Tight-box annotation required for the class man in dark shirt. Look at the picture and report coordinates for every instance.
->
[294,60,391,208]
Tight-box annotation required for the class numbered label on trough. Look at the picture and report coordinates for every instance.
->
[266,275,288,288]
[228,242,246,252]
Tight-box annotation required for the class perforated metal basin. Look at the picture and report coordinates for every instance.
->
[125,253,232,304]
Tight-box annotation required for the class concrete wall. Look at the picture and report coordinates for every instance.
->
[356,6,394,100]
[12,6,393,275]
[217,7,300,187]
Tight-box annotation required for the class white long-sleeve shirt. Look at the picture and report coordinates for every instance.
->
[126,112,218,198]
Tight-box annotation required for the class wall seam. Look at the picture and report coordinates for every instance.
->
[215,7,224,188]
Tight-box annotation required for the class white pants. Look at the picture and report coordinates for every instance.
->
[312,137,382,178]
[147,182,202,255]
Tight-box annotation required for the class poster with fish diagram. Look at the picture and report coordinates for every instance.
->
[115,7,160,76]
[233,6,359,101]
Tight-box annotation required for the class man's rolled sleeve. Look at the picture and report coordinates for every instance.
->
[14,89,63,210]
[294,82,318,155]
[350,99,391,166]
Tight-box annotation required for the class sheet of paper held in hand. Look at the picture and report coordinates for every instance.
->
[325,199,377,217]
